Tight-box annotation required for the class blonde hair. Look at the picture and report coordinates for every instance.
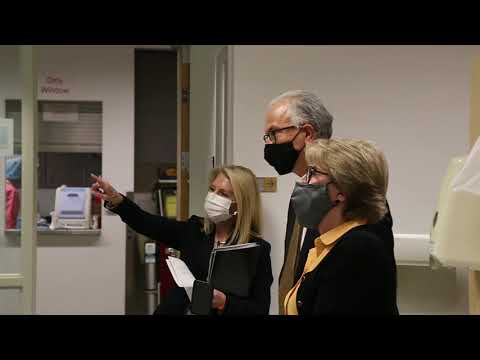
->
[204,165,262,245]
[305,139,389,224]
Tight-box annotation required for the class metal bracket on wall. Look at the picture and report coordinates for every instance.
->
[182,89,190,103]
[181,152,189,172]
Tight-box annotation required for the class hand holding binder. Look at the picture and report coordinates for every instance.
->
[191,242,262,314]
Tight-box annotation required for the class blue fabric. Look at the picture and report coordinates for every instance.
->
[6,156,21,181]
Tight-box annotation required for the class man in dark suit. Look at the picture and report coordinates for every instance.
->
[263,90,333,314]
[263,90,395,314]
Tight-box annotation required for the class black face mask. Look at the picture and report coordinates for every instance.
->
[264,129,304,175]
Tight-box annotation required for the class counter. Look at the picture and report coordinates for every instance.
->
[4,228,101,236]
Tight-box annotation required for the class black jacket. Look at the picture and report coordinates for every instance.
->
[294,223,399,315]
[295,203,396,284]
[108,196,273,315]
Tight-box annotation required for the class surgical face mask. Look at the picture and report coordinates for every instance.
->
[290,181,336,229]
[204,191,235,224]
[264,129,304,175]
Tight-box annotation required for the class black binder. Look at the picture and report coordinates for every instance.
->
[190,242,261,314]
[207,242,261,297]
[191,280,213,315]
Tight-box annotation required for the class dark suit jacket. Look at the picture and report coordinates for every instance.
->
[295,223,399,315]
[108,196,273,315]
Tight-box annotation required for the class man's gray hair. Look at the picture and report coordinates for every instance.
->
[269,90,333,139]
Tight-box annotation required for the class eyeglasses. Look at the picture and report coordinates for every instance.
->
[305,166,330,184]
[263,125,299,144]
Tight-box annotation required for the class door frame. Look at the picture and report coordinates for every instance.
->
[174,45,190,221]
[0,45,38,314]
[468,58,480,314]
[214,46,234,168]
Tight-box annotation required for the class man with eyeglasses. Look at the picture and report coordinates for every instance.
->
[263,90,394,314]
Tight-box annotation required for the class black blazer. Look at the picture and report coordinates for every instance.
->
[295,203,396,284]
[294,223,399,315]
[108,196,273,315]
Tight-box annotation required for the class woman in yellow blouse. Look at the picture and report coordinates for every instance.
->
[284,139,399,315]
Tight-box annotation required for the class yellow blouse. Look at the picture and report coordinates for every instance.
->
[284,219,367,315]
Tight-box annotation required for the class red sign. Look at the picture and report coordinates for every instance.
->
[40,75,70,95]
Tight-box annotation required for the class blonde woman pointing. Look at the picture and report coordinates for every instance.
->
[92,165,273,315]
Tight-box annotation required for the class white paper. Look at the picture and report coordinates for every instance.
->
[165,256,196,301]
[185,287,193,302]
